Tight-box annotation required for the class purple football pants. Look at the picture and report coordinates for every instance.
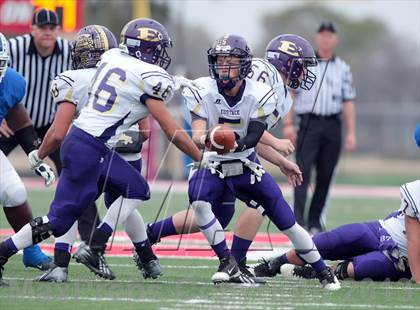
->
[313,221,412,281]
[188,155,295,232]
[47,126,150,237]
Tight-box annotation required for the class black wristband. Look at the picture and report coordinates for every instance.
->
[14,125,41,155]
[235,120,266,153]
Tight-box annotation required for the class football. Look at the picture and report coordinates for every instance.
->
[207,124,236,154]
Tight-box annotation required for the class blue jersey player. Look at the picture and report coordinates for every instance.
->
[0,32,55,275]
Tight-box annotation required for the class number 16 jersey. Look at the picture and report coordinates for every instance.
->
[74,48,175,148]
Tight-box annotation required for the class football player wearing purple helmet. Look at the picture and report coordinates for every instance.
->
[31,25,120,282]
[0,18,206,286]
[265,34,317,91]
[145,34,340,289]
[119,18,172,70]
[170,34,340,289]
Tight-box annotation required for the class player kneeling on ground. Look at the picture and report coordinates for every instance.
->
[253,180,420,284]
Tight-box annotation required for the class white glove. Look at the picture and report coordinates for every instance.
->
[241,158,265,184]
[28,150,56,187]
[35,163,56,187]
[173,75,203,91]
[28,150,42,170]
[188,151,225,178]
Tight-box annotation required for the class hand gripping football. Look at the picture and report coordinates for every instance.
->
[207,124,236,154]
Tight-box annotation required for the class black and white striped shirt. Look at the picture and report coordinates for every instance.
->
[293,56,356,116]
[7,34,71,128]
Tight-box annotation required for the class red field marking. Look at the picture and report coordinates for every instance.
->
[0,229,290,258]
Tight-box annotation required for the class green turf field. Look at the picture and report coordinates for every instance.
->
[0,188,419,310]
[2,188,401,231]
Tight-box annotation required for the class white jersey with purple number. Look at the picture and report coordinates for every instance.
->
[51,66,141,161]
[248,58,292,130]
[183,77,277,161]
[379,180,420,258]
[74,48,174,149]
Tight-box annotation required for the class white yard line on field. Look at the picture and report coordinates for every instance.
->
[1,294,418,310]
[4,276,419,291]
[69,262,214,269]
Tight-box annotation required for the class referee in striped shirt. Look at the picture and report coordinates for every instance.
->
[2,8,100,244]
[283,21,357,234]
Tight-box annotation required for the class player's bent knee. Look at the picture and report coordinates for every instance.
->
[30,216,53,243]
[191,201,215,227]
[2,181,27,207]
[191,201,211,213]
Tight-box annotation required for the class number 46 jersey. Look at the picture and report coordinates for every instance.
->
[74,48,174,147]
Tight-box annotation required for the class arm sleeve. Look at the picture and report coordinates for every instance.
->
[342,64,356,101]
[235,119,266,152]
[14,125,42,155]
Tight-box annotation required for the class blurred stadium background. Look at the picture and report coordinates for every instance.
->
[1,0,419,185]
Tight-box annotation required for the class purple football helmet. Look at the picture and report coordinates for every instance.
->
[208,34,253,81]
[71,25,117,70]
[266,34,317,90]
[119,18,172,70]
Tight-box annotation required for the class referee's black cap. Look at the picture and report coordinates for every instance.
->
[32,8,59,26]
[317,21,338,33]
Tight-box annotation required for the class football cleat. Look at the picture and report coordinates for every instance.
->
[253,257,283,277]
[73,242,115,280]
[133,252,162,279]
[35,265,68,282]
[227,272,259,285]
[280,264,318,279]
[22,245,54,271]
[281,264,340,290]
[317,267,341,290]
[211,255,241,284]
[236,257,266,284]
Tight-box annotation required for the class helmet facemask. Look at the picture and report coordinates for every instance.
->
[287,57,317,90]
[208,47,252,82]
[267,49,317,90]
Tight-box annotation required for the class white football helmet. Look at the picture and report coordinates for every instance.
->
[0,32,9,83]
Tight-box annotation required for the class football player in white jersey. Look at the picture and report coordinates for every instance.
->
[145,34,323,282]
[253,180,420,283]
[0,18,209,286]
[176,34,339,288]
[31,25,151,282]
